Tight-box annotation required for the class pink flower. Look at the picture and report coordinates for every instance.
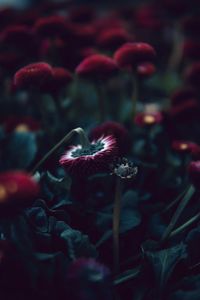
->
[172,140,195,154]
[134,111,163,127]
[188,161,200,187]
[0,171,40,207]
[90,121,131,155]
[75,54,119,80]
[137,62,156,78]
[2,116,40,133]
[59,136,117,177]
[14,62,53,90]
[34,15,67,38]
[0,25,34,46]
[114,42,156,71]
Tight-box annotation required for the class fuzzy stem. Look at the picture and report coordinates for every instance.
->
[161,184,195,243]
[169,211,200,239]
[113,177,122,275]
[131,72,138,119]
[31,127,90,174]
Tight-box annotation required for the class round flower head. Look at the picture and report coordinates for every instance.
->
[170,87,198,106]
[172,140,195,154]
[134,111,163,127]
[0,171,40,207]
[59,135,117,177]
[114,42,156,71]
[137,62,156,78]
[75,54,119,81]
[14,62,53,90]
[90,121,131,155]
[184,62,200,88]
[96,28,133,52]
[34,15,67,38]
[188,161,200,188]
[66,258,111,300]
[42,67,72,94]
[0,25,34,46]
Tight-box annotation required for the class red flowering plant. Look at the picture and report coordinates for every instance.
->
[1,2,200,300]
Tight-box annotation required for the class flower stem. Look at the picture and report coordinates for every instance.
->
[161,184,195,243]
[131,72,138,120]
[113,177,122,275]
[169,211,200,239]
[31,127,90,174]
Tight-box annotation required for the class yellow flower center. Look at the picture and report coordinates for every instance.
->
[15,124,30,132]
[143,115,155,124]
[0,185,7,202]
[180,143,188,150]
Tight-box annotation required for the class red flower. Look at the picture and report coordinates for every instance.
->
[59,136,117,177]
[135,4,165,30]
[75,54,119,80]
[96,28,133,51]
[184,62,200,87]
[14,62,53,90]
[114,42,156,71]
[34,15,67,38]
[172,140,195,154]
[137,62,156,78]
[188,161,200,187]
[134,111,163,127]
[42,67,73,94]
[0,171,40,207]
[0,25,34,46]
[170,87,198,106]
[2,116,40,133]
[90,121,131,155]
[190,143,200,160]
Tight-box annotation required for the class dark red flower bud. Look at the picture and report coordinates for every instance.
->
[190,143,200,160]
[90,121,131,155]
[134,111,163,127]
[59,136,117,177]
[114,42,156,71]
[184,62,200,87]
[0,171,40,207]
[137,62,156,78]
[135,4,165,30]
[188,161,200,187]
[172,140,194,154]
[94,16,123,34]
[183,40,200,60]
[75,54,119,80]
[96,28,133,52]
[2,116,40,133]
[170,87,198,106]
[34,15,67,38]
[0,25,34,46]
[14,62,53,90]
[66,258,111,300]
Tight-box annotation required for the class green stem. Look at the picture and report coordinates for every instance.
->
[161,184,195,242]
[162,185,190,214]
[169,211,200,239]
[31,127,90,174]
[113,177,122,275]
[131,72,138,119]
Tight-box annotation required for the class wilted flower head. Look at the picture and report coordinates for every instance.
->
[188,161,200,187]
[114,42,156,71]
[96,28,133,52]
[184,62,200,87]
[75,54,119,80]
[90,121,131,155]
[172,140,195,154]
[59,135,117,177]
[0,171,40,207]
[14,62,53,90]
[134,111,163,127]
[66,258,111,300]
[34,15,67,38]
[110,158,138,179]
